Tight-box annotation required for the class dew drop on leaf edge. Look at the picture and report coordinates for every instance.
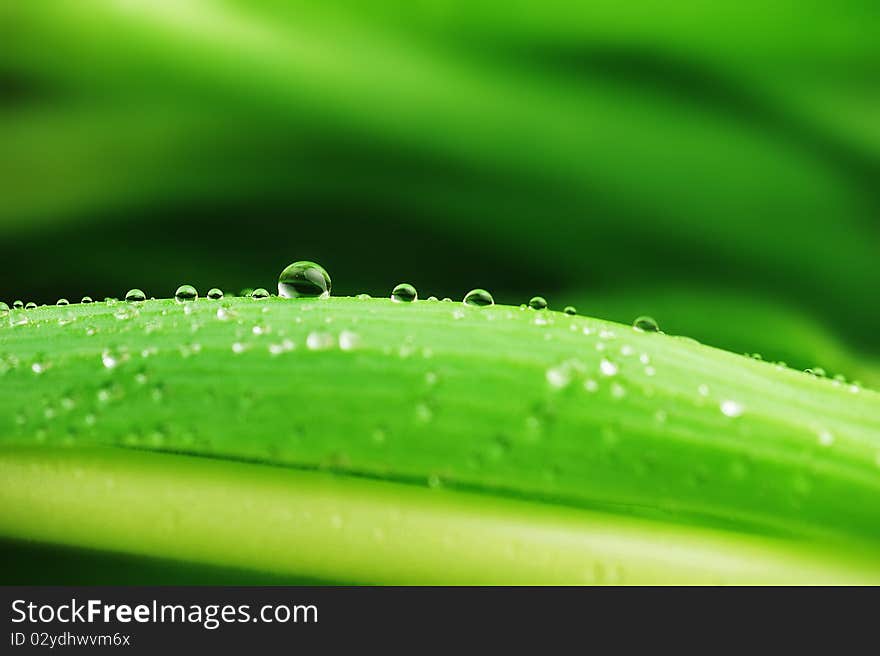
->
[391,283,418,303]
[633,315,660,332]
[174,284,198,303]
[529,296,548,310]
[463,289,494,307]
[125,289,146,303]
[278,261,331,299]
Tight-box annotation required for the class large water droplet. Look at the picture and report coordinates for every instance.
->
[207,288,224,300]
[564,306,577,315]
[529,296,548,310]
[25,302,36,310]
[251,288,270,300]
[13,301,23,310]
[125,289,146,303]
[174,284,198,303]
[81,296,93,304]
[391,283,417,303]
[633,316,659,332]
[463,289,494,307]
[278,261,331,299]
[56,298,69,306]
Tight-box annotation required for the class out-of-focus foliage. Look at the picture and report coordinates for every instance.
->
[1,0,878,371]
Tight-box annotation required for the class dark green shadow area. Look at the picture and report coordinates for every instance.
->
[0,538,336,586]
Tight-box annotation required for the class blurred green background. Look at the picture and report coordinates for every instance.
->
[2,0,879,383]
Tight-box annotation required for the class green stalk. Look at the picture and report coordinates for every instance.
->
[2,297,880,582]
[2,446,878,584]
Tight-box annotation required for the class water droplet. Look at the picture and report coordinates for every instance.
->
[206,288,224,300]
[599,359,618,376]
[31,362,45,375]
[174,284,198,303]
[546,365,572,389]
[215,305,235,321]
[427,296,439,302]
[720,400,744,418]
[231,342,246,354]
[251,288,270,300]
[56,298,69,306]
[441,297,452,302]
[391,283,418,303]
[463,289,494,307]
[25,302,36,310]
[817,429,834,447]
[278,261,331,299]
[338,330,361,351]
[528,296,548,310]
[101,348,127,369]
[307,331,335,351]
[81,296,93,304]
[125,289,146,303]
[415,402,433,423]
[114,305,136,321]
[356,293,371,300]
[633,315,659,332]
[610,382,626,399]
[563,306,577,315]
[584,379,598,392]
[0,302,8,317]
[13,301,23,310]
